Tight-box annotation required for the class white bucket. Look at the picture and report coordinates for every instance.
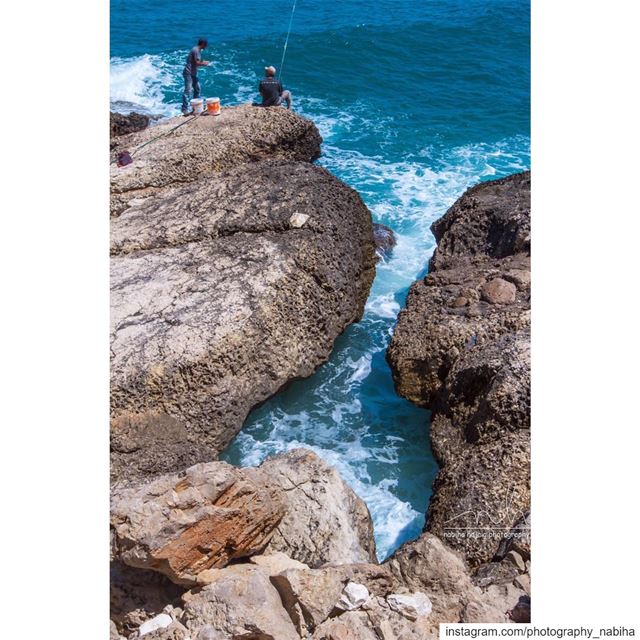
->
[191,98,204,115]
[206,97,221,115]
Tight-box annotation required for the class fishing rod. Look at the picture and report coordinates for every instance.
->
[111,110,206,166]
[114,0,299,167]
[278,0,299,81]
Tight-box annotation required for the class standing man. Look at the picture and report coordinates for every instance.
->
[258,66,292,109]
[182,39,210,115]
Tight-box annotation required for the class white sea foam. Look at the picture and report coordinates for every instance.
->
[347,354,372,383]
[365,293,401,319]
[110,54,178,115]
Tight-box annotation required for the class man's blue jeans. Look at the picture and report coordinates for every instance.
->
[182,71,201,113]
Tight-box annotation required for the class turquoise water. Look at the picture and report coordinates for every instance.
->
[111,0,530,559]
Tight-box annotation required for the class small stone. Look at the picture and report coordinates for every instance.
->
[505,550,526,572]
[126,197,147,208]
[322,621,357,640]
[503,269,531,291]
[386,592,433,621]
[373,223,397,260]
[480,278,517,304]
[139,613,173,636]
[335,581,370,611]
[451,296,469,308]
[289,212,310,228]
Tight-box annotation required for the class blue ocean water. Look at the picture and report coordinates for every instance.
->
[111,0,530,560]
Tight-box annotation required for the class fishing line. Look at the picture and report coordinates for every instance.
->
[278,0,299,80]
[111,111,205,166]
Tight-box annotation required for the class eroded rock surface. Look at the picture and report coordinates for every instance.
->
[428,171,530,271]
[182,564,300,640]
[112,537,529,639]
[110,106,322,216]
[249,448,377,566]
[110,111,151,141]
[111,159,376,483]
[385,532,529,628]
[387,172,531,567]
[110,460,286,585]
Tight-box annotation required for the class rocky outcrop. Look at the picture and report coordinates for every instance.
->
[110,106,322,216]
[109,104,530,637]
[111,450,376,587]
[428,171,530,272]
[387,172,531,567]
[386,532,529,627]
[111,446,531,638]
[183,564,301,640]
[111,111,151,141]
[246,448,376,566]
[373,223,397,261]
[110,112,375,484]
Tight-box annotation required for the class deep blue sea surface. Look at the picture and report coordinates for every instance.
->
[111,0,530,560]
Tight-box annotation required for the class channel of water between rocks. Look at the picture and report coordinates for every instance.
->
[220,113,530,559]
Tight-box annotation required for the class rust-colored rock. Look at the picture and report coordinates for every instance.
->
[111,450,377,587]
[110,461,285,585]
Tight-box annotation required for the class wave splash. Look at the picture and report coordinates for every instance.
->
[110,54,178,116]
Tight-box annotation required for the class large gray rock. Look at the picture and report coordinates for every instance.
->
[387,253,530,413]
[111,450,376,587]
[111,160,376,483]
[110,105,322,216]
[181,564,300,640]
[386,533,485,624]
[250,448,377,566]
[386,532,527,628]
[387,172,531,567]
[429,171,530,271]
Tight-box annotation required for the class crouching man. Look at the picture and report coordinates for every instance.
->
[258,66,292,109]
